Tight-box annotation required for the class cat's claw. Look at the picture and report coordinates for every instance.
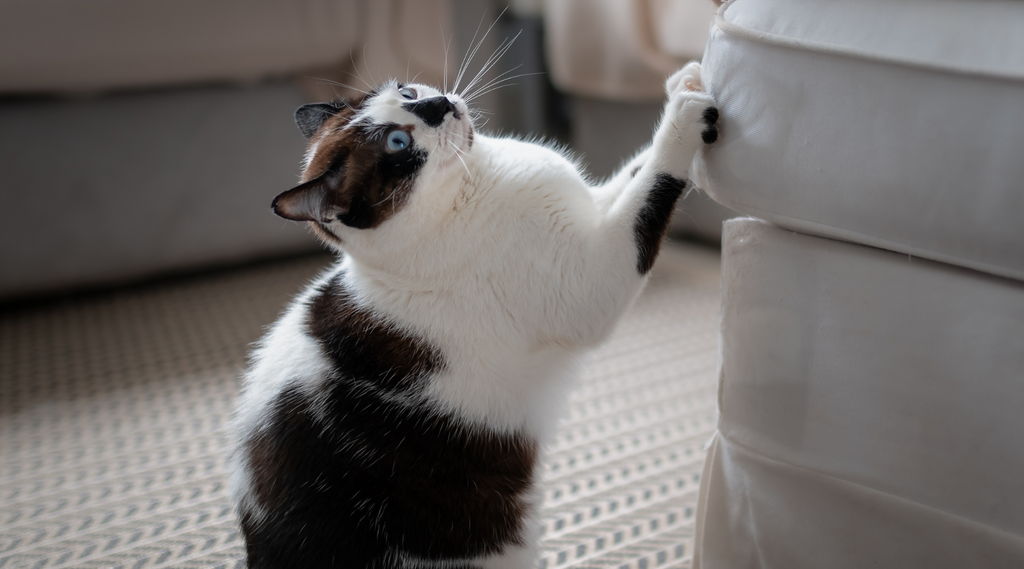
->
[666,61,704,94]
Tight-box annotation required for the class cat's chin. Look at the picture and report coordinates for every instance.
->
[437,120,474,168]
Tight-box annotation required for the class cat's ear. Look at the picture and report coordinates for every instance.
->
[272,167,347,223]
[295,102,345,138]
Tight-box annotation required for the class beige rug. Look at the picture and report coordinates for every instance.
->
[0,241,721,569]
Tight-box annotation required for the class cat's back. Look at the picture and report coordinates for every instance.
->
[227,267,338,481]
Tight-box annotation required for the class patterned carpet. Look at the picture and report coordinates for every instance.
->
[0,242,721,569]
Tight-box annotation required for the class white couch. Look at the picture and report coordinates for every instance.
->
[694,0,1024,567]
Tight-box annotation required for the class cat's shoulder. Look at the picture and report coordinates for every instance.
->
[471,134,592,213]
[476,134,585,180]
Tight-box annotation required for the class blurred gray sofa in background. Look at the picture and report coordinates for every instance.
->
[0,0,458,299]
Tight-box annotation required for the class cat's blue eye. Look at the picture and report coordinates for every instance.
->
[399,86,416,100]
[386,129,411,152]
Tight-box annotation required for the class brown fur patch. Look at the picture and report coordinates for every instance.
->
[238,276,539,567]
[306,274,442,391]
[293,94,427,231]
[301,99,364,182]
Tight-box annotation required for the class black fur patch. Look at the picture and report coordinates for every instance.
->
[403,96,458,127]
[239,277,538,569]
[273,115,428,231]
[295,102,345,138]
[307,275,442,391]
[634,173,687,274]
[332,122,427,230]
[701,106,719,144]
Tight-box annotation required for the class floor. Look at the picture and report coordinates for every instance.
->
[0,241,722,569]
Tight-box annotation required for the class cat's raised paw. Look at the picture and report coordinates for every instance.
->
[662,62,719,146]
[664,90,718,149]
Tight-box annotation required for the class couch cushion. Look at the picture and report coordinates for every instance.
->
[0,0,452,95]
[0,82,318,298]
[697,0,1024,281]
[695,218,1024,569]
[0,0,360,93]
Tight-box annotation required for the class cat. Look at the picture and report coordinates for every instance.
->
[228,61,717,569]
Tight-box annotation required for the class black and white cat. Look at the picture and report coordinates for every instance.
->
[228,62,717,569]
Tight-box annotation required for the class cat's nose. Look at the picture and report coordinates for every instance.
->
[405,96,459,128]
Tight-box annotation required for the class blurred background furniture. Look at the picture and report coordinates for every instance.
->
[0,0,460,299]
[693,0,1024,567]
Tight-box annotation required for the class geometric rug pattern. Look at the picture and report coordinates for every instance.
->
[0,242,720,569]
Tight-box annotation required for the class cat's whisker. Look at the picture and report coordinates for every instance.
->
[361,46,385,88]
[372,186,400,209]
[449,141,472,177]
[471,113,492,130]
[439,20,453,94]
[453,8,507,94]
[460,43,515,103]
[460,31,520,100]
[464,79,534,105]
[464,73,545,107]
[453,13,488,94]
[463,64,523,101]
[309,77,371,96]
[342,69,377,92]
[348,49,375,91]
[463,70,545,103]
[461,34,516,96]
[477,32,520,77]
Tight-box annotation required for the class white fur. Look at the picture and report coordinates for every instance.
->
[229,63,714,567]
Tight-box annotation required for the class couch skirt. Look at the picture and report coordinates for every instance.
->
[694,218,1024,569]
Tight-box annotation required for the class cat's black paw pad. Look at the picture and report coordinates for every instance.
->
[701,106,719,144]
[702,107,719,125]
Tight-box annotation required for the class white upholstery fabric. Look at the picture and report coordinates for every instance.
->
[697,0,1024,281]
[694,218,1024,569]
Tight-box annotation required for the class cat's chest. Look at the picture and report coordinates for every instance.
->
[299,275,574,442]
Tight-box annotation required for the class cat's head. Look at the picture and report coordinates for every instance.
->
[272,81,473,248]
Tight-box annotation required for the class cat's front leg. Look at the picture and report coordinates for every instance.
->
[562,63,717,349]
[601,61,718,274]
